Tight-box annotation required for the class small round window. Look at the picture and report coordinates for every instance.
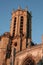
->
[14,42,17,46]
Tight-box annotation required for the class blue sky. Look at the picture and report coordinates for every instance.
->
[0,0,43,44]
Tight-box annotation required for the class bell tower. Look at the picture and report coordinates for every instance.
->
[10,7,32,52]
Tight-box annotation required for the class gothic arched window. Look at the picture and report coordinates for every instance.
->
[20,16,23,34]
[13,17,16,36]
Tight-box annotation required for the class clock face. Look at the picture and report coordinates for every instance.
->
[22,57,35,65]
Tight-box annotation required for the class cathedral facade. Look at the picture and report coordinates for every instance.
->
[0,7,43,65]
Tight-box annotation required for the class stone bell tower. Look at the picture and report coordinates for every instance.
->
[10,7,32,52]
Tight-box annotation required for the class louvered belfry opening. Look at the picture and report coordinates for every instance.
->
[20,16,23,34]
[13,17,16,36]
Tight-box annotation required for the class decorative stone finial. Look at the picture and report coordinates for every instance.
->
[30,11,32,16]
[18,6,21,10]
[25,6,28,11]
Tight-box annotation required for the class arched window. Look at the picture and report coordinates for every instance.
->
[13,17,16,36]
[22,57,35,65]
[20,16,23,34]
